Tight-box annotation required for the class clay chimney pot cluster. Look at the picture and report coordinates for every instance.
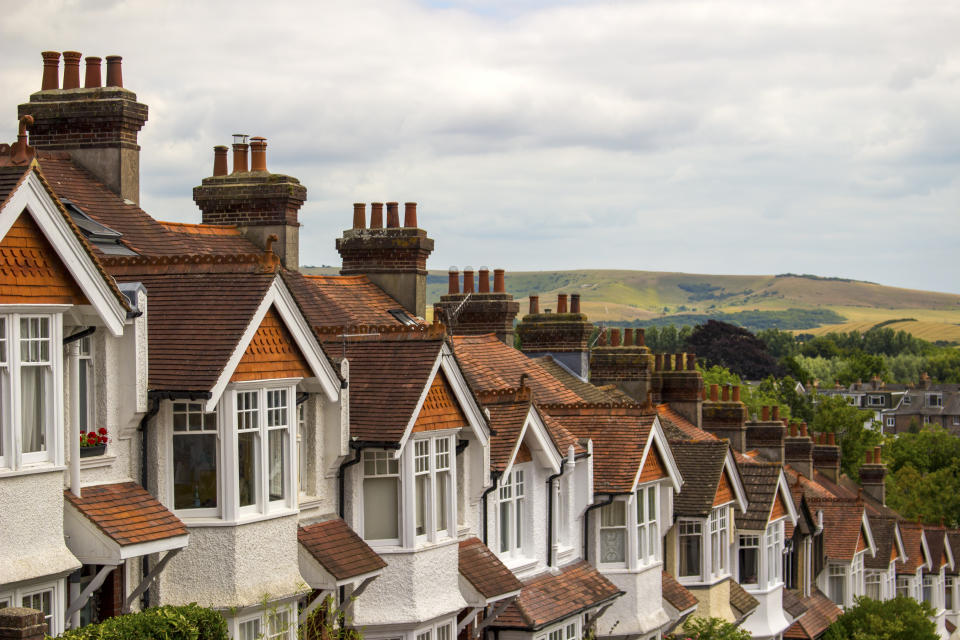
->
[478,267,490,293]
[39,51,123,91]
[557,294,568,314]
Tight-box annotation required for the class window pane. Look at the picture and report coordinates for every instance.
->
[436,471,448,532]
[515,497,523,550]
[600,531,626,563]
[238,431,258,507]
[364,477,398,540]
[20,367,46,453]
[268,610,290,640]
[648,487,656,520]
[173,433,218,510]
[79,359,90,431]
[679,523,701,577]
[636,491,644,524]
[739,546,758,584]
[415,473,428,536]
[239,619,261,640]
[0,317,6,363]
[500,501,511,553]
[268,428,286,501]
[437,626,451,640]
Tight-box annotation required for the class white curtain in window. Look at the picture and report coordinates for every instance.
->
[268,429,286,501]
[20,367,44,452]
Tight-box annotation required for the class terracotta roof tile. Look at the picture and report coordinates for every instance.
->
[485,399,534,472]
[491,561,622,630]
[298,519,386,581]
[656,404,717,442]
[64,482,187,546]
[661,571,697,612]
[808,497,866,562]
[532,357,632,403]
[898,521,927,574]
[0,165,28,209]
[783,589,842,639]
[728,579,759,618]
[283,271,417,329]
[669,439,730,517]
[459,537,522,599]
[540,404,655,494]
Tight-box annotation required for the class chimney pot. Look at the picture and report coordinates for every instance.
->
[662,353,672,371]
[866,450,873,464]
[231,135,249,174]
[761,406,770,421]
[463,267,475,293]
[800,422,808,437]
[874,445,882,464]
[493,269,505,293]
[386,202,400,228]
[710,384,719,402]
[610,328,621,347]
[721,384,730,402]
[772,406,780,421]
[528,295,539,315]
[478,267,490,293]
[732,385,741,402]
[41,51,61,90]
[654,353,663,370]
[105,55,123,87]
[404,202,418,227]
[623,328,634,346]
[370,203,384,228]
[701,387,708,401]
[636,328,646,347]
[570,294,581,314]
[597,331,607,346]
[557,294,568,314]
[674,353,684,371]
[686,353,696,370]
[84,56,101,88]
[62,51,82,89]
[827,432,836,446]
[212,146,229,176]
[249,136,267,172]
[448,267,459,294]
[352,203,366,229]
[790,422,798,437]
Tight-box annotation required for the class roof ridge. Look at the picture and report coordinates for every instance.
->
[315,322,447,341]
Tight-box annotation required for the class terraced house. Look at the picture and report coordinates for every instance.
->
[4,50,960,640]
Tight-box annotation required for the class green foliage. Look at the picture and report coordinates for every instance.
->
[810,395,881,479]
[824,596,937,640]
[633,308,846,332]
[883,425,960,527]
[53,604,227,640]
[675,616,752,640]
[698,366,814,423]
[685,320,785,380]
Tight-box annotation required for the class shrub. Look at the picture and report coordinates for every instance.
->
[53,604,227,640]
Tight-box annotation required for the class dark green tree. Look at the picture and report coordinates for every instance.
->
[678,616,752,640]
[824,596,937,640]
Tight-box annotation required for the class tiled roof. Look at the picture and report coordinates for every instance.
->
[532,357,633,403]
[484,397,534,472]
[735,457,783,531]
[539,404,655,494]
[458,537,522,599]
[865,516,899,570]
[0,165,28,209]
[923,525,948,572]
[323,338,444,443]
[669,439,730,517]
[283,270,417,329]
[37,153,260,258]
[451,334,586,405]
[656,404,717,442]
[808,497,866,562]
[947,532,960,576]
[728,579,759,619]
[64,482,187,546]
[491,561,622,630]
[947,619,957,634]
[298,518,386,581]
[781,588,809,620]
[120,271,275,392]
[898,521,926,574]
[783,589,842,639]
[661,571,697,612]
[539,411,586,459]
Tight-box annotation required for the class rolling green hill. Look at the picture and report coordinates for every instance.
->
[300,267,960,340]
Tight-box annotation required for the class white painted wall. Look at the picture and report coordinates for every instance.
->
[595,565,669,638]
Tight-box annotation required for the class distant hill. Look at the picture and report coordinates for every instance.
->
[299,267,960,340]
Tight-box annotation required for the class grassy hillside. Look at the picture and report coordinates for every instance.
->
[300,267,960,341]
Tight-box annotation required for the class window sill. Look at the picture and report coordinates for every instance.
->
[372,536,462,555]
[180,507,299,528]
[297,495,324,511]
[743,581,784,595]
[678,573,731,587]
[80,454,116,470]
[504,555,539,574]
[555,545,575,563]
[0,464,65,479]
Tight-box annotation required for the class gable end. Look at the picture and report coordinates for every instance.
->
[1,211,89,305]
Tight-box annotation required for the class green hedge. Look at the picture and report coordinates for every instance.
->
[53,604,227,640]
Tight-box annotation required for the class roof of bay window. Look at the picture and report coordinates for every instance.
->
[661,571,697,613]
[64,482,187,546]
[783,589,842,639]
[458,537,522,600]
[298,518,387,582]
[728,579,760,620]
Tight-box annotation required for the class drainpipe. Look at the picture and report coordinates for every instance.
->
[481,471,503,546]
[63,327,95,498]
[583,494,617,562]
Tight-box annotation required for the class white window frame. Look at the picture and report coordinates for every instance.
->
[534,617,580,640]
[77,335,95,435]
[499,463,529,558]
[764,519,785,588]
[412,432,456,544]
[865,571,881,601]
[709,505,730,579]
[233,604,296,640]
[884,564,896,600]
[297,400,306,495]
[738,534,760,586]
[923,573,936,609]
[885,416,895,428]
[362,448,401,545]
[636,483,660,567]
[414,618,455,640]
[851,553,864,600]
[0,312,65,472]
[170,401,220,517]
[924,415,931,424]
[868,395,885,407]
[927,393,943,408]
[0,579,63,636]
[598,498,627,567]
[896,575,911,599]
[946,576,956,612]
[953,416,960,427]
[678,519,703,581]
[828,563,847,606]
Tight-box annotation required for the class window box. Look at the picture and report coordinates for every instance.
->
[79,443,106,458]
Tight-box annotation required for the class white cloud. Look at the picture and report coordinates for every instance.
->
[1,0,958,293]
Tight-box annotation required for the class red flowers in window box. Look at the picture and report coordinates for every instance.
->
[80,428,109,447]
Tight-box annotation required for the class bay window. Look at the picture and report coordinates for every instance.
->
[235,606,294,640]
[765,520,784,587]
[679,521,702,578]
[598,500,626,564]
[739,535,760,586]
[172,402,219,513]
[923,574,934,607]
[414,434,454,541]
[535,618,579,640]
[363,450,400,542]
[231,386,294,515]
[946,577,955,611]
[636,485,659,566]
[0,581,62,635]
[500,466,527,556]
[828,565,846,606]
[851,554,864,598]
[896,576,911,599]
[709,507,729,578]
[865,572,881,600]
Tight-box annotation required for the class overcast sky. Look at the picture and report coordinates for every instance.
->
[2,0,959,293]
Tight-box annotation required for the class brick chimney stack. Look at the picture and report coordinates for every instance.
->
[702,384,749,451]
[19,51,148,204]
[812,431,842,483]
[517,292,594,377]
[336,202,435,318]
[784,421,814,478]
[194,135,306,269]
[434,266,520,345]
[590,327,655,404]
[859,445,887,505]
[745,406,786,463]
[652,353,705,428]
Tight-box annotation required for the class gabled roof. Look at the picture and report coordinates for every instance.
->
[808,497,874,562]
[298,518,386,582]
[898,521,930,575]
[64,482,187,547]
[458,537,523,601]
[656,404,717,442]
[947,532,960,576]
[735,455,797,531]
[781,588,809,620]
[729,579,760,620]
[532,356,633,404]
[491,561,623,631]
[865,516,904,570]
[282,270,418,329]
[661,571,697,613]
[922,525,952,573]
[669,439,746,518]
[479,389,562,475]
[783,589,842,639]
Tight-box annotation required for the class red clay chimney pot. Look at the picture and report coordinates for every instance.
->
[448,267,459,294]
[404,202,417,227]
[463,267,475,294]
[570,293,581,314]
[529,295,539,315]
[827,432,836,446]
[370,203,384,228]
[84,56,101,88]
[212,146,229,177]
[249,136,267,172]
[732,386,741,402]
[674,353,684,371]
[772,406,780,421]
[710,384,719,402]
[687,353,696,370]
[721,385,730,402]
[352,203,366,229]
[874,445,882,464]
[624,328,634,346]
[761,406,770,421]
[800,422,808,437]
[610,328,621,347]
[557,294,568,314]
[790,422,798,437]
[62,51,82,89]
[597,331,607,346]
[636,328,646,347]
[478,267,490,293]
[41,51,60,90]
[232,136,249,174]
[493,269,505,293]
[654,353,663,370]
[386,202,400,228]
[105,55,123,87]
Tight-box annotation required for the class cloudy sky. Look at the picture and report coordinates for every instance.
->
[2,0,959,293]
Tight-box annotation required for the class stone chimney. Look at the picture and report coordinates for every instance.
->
[702,384,748,452]
[859,445,887,505]
[590,327,655,403]
[517,292,594,377]
[193,135,306,269]
[19,51,148,204]
[812,432,841,483]
[434,266,520,345]
[652,353,704,428]
[744,406,786,463]
[336,202,434,318]
[784,421,814,478]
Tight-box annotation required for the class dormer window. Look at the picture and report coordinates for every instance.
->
[868,395,884,407]
[927,393,943,408]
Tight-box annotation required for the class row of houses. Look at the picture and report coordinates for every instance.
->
[1,51,958,640]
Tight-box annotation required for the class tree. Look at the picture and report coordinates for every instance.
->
[810,394,881,479]
[824,596,937,640]
[685,320,785,380]
[885,462,960,527]
[676,616,752,640]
